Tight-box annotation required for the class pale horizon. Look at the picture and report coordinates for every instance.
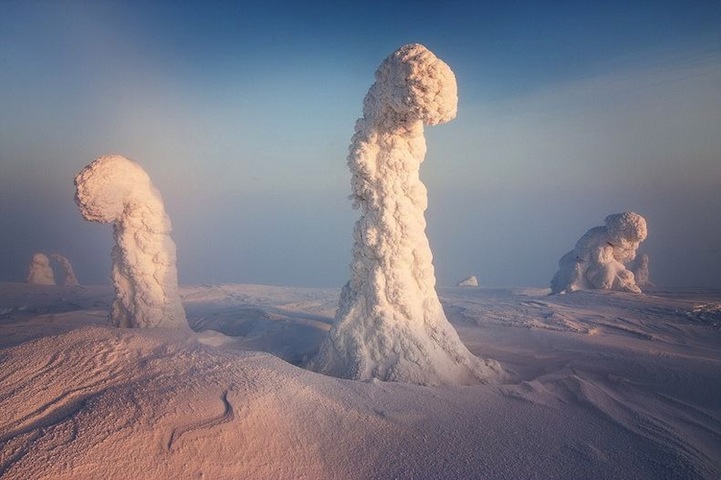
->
[1,1,720,288]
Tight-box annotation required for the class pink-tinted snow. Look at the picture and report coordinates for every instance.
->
[1,282,720,479]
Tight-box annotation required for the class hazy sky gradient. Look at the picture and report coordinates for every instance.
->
[1,1,720,288]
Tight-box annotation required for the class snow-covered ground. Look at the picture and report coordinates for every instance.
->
[1,282,720,479]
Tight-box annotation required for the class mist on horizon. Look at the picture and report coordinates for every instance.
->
[1,1,720,289]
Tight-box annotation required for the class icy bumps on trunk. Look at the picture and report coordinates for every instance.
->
[306,44,503,386]
[74,155,187,329]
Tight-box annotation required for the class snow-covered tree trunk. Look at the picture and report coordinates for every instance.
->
[75,155,187,329]
[308,44,502,386]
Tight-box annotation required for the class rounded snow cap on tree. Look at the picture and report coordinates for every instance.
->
[373,43,458,125]
[605,212,648,244]
[74,155,153,223]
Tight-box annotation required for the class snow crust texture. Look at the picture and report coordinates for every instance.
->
[74,155,187,329]
[2,283,720,479]
[307,44,502,386]
[26,253,55,285]
[551,212,648,294]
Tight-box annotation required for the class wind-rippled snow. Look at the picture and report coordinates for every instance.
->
[1,282,720,479]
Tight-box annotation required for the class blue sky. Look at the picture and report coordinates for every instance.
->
[1,0,720,288]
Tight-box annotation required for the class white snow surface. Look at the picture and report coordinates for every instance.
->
[551,212,648,294]
[307,44,500,386]
[74,155,187,329]
[25,253,55,286]
[1,282,720,479]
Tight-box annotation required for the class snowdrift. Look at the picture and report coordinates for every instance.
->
[1,283,720,479]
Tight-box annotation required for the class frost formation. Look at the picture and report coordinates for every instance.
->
[551,212,648,294]
[26,253,55,285]
[307,44,502,386]
[74,155,187,329]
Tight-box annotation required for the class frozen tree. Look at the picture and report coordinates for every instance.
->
[26,253,56,285]
[50,253,79,286]
[551,212,648,294]
[457,276,479,287]
[631,253,654,289]
[74,155,187,329]
[307,44,502,386]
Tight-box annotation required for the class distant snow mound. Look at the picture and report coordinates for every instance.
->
[551,212,648,294]
[26,253,55,285]
[74,155,187,329]
[306,44,502,386]
[458,276,479,287]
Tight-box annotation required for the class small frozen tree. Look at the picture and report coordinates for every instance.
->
[551,212,648,294]
[50,253,79,286]
[631,253,654,289]
[74,155,187,329]
[26,253,55,285]
[307,44,502,386]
